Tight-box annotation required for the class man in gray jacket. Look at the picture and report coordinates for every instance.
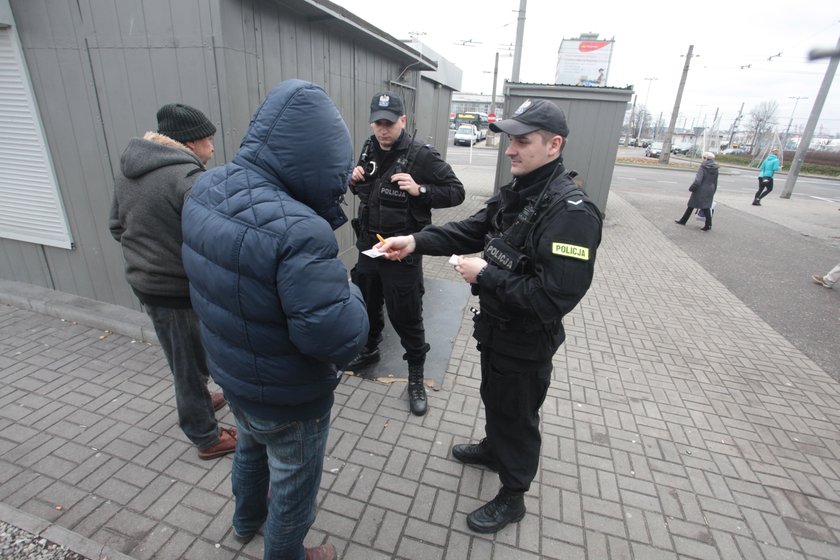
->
[109,103,236,460]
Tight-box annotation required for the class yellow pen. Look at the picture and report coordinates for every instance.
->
[376,233,400,261]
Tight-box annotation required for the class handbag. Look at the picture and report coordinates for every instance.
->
[695,200,717,220]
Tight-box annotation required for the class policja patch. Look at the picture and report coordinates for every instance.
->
[552,242,589,260]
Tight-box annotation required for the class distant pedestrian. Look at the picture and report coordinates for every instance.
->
[674,151,718,231]
[109,103,236,461]
[753,148,781,206]
[811,264,840,289]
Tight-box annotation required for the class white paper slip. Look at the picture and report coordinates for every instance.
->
[448,254,460,266]
[362,247,389,258]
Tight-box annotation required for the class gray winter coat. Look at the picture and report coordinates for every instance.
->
[687,159,718,209]
[109,132,205,299]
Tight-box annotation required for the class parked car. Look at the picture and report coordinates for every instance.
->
[454,125,478,146]
[671,143,692,155]
[684,146,718,157]
[722,147,747,155]
[645,141,664,158]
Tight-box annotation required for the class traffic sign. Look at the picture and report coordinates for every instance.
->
[488,113,497,123]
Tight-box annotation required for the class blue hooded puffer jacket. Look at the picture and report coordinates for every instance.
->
[182,80,369,422]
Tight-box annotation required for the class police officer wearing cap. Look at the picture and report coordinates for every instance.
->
[347,91,465,416]
[378,99,603,532]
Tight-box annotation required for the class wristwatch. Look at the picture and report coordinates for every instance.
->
[418,185,428,196]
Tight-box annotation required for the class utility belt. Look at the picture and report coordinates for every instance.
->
[472,304,558,334]
[471,306,562,364]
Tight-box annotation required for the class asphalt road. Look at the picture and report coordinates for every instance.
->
[446,141,840,382]
[612,163,840,382]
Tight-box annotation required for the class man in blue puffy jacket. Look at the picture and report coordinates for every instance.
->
[181,80,369,560]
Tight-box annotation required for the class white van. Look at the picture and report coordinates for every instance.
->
[454,124,478,146]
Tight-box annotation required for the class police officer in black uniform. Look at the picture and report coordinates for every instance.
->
[378,99,603,532]
[347,91,465,416]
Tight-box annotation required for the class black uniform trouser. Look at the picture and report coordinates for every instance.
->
[351,251,429,364]
[755,177,773,200]
[479,345,553,493]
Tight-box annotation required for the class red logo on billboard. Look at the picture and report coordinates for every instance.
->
[578,41,610,53]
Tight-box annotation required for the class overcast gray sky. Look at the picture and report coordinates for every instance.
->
[332,0,840,136]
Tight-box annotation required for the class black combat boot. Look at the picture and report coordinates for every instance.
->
[452,438,498,471]
[407,363,427,416]
[346,345,380,370]
[466,488,526,533]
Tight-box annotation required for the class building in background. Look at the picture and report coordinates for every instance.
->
[450,92,505,119]
[0,0,460,312]
[555,33,615,87]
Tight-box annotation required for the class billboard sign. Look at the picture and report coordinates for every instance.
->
[554,39,614,87]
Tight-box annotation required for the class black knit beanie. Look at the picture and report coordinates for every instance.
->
[156,103,217,143]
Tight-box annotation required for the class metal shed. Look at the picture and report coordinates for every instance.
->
[0,0,460,310]
[494,83,634,213]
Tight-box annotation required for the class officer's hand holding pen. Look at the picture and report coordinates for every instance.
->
[375,234,415,261]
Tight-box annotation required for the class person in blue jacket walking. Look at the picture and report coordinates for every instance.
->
[753,148,781,206]
[181,80,369,560]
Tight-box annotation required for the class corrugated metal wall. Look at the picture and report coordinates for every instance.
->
[495,83,633,213]
[2,0,447,310]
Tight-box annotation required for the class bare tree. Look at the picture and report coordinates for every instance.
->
[746,100,779,154]
[637,106,653,140]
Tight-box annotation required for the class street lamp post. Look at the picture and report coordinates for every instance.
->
[782,96,807,151]
[635,77,657,141]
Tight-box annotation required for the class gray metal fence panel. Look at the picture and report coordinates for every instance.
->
[495,83,633,213]
[2,0,454,310]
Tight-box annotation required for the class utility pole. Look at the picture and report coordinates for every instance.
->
[636,77,657,140]
[623,94,637,146]
[782,96,807,151]
[781,34,840,199]
[511,0,527,82]
[727,102,744,148]
[709,107,719,151]
[659,45,695,164]
[490,51,500,117]
[488,51,500,146]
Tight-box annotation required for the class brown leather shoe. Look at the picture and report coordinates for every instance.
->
[305,543,336,560]
[211,391,227,412]
[198,427,237,460]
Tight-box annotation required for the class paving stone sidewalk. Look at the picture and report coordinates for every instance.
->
[1,187,839,559]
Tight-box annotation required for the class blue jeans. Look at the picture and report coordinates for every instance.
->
[229,404,330,560]
[144,305,219,449]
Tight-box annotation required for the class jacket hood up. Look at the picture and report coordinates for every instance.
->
[232,80,354,229]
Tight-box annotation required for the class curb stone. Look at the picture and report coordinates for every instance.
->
[0,503,134,560]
